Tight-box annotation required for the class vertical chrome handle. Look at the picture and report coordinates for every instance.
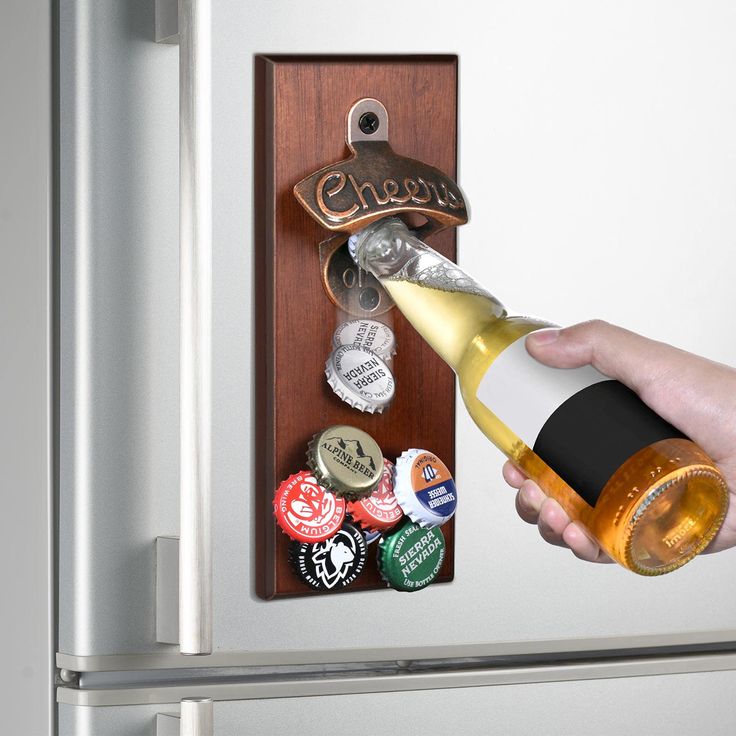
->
[156,698,214,736]
[179,0,212,657]
[181,698,214,736]
[156,0,213,656]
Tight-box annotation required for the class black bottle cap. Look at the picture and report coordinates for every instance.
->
[288,522,367,591]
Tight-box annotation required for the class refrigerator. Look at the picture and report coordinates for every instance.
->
[5,0,736,733]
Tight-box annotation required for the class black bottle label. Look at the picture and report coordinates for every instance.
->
[533,380,685,505]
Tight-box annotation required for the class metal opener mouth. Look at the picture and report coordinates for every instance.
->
[294,98,469,240]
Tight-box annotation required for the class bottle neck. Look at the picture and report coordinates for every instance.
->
[352,219,506,371]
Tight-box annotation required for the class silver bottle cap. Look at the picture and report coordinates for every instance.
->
[325,344,395,413]
[332,319,397,359]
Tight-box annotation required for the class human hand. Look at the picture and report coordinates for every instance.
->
[503,320,736,563]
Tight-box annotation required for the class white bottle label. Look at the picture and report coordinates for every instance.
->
[476,332,607,448]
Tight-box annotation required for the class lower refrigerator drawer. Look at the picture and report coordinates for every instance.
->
[58,666,736,735]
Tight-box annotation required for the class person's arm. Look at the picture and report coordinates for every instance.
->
[502,320,736,562]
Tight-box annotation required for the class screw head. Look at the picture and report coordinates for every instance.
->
[358,112,380,135]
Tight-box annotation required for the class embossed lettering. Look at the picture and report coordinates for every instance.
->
[315,171,464,220]
[348,174,392,209]
[412,178,432,204]
[316,171,360,221]
[427,180,448,207]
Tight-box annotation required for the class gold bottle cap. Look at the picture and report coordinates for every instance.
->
[324,344,395,414]
[307,425,384,500]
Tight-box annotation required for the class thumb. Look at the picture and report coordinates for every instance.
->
[525,320,680,396]
[524,320,736,461]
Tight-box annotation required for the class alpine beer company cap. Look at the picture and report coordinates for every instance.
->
[347,458,403,532]
[332,319,397,360]
[307,425,384,500]
[393,449,457,528]
[325,344,395,413]
[273,471,346,543]
[289,521,367,591]
[377,519,446,592]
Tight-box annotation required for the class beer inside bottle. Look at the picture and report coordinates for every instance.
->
[350,217,729,575]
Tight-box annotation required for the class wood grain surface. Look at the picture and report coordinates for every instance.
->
[255,56,458,599]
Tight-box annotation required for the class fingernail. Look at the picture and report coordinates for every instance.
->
[527,328,560,346]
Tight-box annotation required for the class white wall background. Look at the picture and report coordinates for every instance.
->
[457,1,736,358]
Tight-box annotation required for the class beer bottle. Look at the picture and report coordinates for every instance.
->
[350,217,728,575]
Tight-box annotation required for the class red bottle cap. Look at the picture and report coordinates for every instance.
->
[273,471,346,543]
[347,459,403,532]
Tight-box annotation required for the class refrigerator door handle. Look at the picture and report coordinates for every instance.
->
[156,0,213,656]
[157,698,215,736]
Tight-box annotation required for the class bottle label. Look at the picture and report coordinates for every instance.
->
[476,333,685,506]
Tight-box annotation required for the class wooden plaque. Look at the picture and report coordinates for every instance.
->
[254,56,458,599]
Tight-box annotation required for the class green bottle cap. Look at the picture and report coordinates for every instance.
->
[377,519,446,592]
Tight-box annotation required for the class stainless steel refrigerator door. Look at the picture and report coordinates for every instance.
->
[2,0,54,733]
[57,665,736,735]
[58,0,736,665]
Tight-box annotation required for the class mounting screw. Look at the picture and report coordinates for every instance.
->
[358,111,380,135]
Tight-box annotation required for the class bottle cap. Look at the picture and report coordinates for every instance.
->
[332,319,397,360]
[393,449,457,528]
[364,529,383,545]
[347,458,403,531]
[307,425,383,500]
[325,344,395,414]
[288,522,367,590]
[347,233,361,264]
[273,471,346,543]
[377,519,446,592]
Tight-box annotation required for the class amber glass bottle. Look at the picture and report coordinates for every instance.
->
[350,218,728,575]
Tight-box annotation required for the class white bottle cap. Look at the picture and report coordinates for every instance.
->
[324,344,395,414]
[393,448,457,528]
[332,319,397,360]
